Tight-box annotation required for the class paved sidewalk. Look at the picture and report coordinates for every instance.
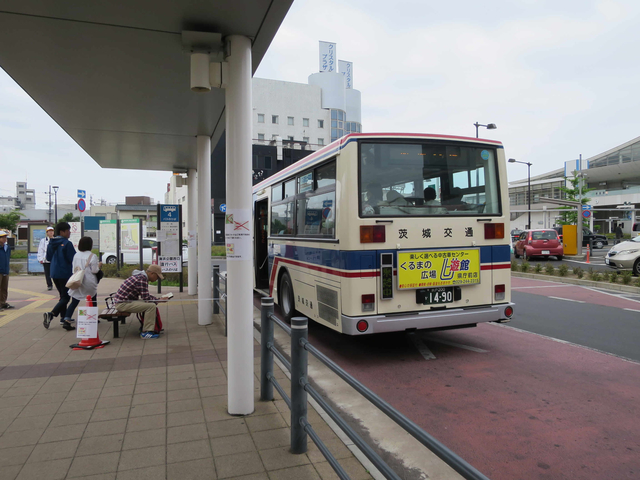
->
[0,275,372,480]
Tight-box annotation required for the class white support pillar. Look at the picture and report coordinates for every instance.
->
[197,136,213,326]
[225,35,254,415]
[187,168,198,296]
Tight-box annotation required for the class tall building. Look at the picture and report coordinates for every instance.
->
[0,181,36,213]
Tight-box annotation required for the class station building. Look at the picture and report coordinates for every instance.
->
[509,135,640,235]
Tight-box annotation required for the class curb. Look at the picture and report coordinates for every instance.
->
[512,271,640,293]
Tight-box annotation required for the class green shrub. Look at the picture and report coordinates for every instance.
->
[587,268,599,281]
[534,263,543,273]
[511,260,520,272]
[635,276,640,288]
[521,261,530,273]
[600,271,610,282]
[558,264,568,277]
[10,250,27,259]
[574,267,584,279]
[610,272,618,283]
[621,271,633,285]
[10,263,23,274]
[211,245,226,257]
[545,264,555,275]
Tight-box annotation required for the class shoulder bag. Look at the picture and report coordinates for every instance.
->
[66,254,93,289]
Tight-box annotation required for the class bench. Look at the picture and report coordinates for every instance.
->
[99,294,131,338]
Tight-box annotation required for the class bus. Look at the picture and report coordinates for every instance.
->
[252,133,514,335]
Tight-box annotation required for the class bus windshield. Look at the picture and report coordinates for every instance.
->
[360,142,501,217]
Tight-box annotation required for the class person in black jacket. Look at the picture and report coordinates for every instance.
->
[0,231,13,311]
[43,222,76,330]
[615,224,623,245]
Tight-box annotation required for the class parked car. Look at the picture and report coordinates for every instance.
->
[103,238,188,265]
[514,229,563,261]
[605,236,640,275]
[552,226,608,249]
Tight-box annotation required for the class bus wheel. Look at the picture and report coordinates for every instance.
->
[279,271,296,321]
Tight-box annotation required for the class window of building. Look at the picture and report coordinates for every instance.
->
[303,137,309,143]
[303,118,309,127]
[287,116,294,126]
[288,136,294,141]
[258,114,265,123]
[318,120,324,128]
[272,115,279,124]
[258,133,265,141]
[264,156,272,170]
[318,138,325,146]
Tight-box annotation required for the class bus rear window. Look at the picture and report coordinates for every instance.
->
[359,142,501,217]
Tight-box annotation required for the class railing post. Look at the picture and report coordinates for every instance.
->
[290,316,308,454]
[260,297,275,401]
[213,265,219,314]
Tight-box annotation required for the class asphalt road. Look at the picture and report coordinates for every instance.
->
[258,278,640,480]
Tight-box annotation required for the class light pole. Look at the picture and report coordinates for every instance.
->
[52,186,59,224]
[474,122,497,138]
[46,186,52,223]
[509,159,532,229]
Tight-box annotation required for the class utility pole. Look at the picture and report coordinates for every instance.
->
[577,154,583,256]
[47,186,52,223]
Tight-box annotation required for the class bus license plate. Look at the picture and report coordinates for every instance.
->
[417,287,454,305]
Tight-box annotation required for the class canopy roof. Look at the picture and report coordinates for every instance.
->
[0,1,293,171]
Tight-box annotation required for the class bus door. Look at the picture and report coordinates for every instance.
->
[254,199,269,289]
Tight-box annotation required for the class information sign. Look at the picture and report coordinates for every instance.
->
[225,209,252,261]
[120,219,140,254]
[159,204,180,256]
[69,222,82,251]
[28,224,48,254]
[27,253,44,274]
[77,189,86,198]
[99,220,117,253]
[77,306,99,339]
[159,256,182,273]
[397,249,481,289]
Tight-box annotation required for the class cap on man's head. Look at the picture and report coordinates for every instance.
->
[0,231,7,237]
[147,264,164,280]
[46,226,54,231]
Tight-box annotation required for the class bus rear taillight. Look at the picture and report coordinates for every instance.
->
[484,223,505,239]
[495,284,506,301]
[356,320,369,332]
[504,306,514,318]
[360,225,386,243]
[362,294,375,312]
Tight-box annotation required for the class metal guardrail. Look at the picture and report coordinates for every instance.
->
[213,265,227,336]
[259,297,490,480]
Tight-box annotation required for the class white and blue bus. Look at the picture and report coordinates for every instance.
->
[253,133,513,334]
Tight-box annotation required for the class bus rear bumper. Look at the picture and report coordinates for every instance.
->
[342,303,515,335]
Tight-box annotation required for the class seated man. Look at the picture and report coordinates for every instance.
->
[113,264,165,339]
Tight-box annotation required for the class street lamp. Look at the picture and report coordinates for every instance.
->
[52,186,59,224]
[474,122,497,138]
[508,159,532,229]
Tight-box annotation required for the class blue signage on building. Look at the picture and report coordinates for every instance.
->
[220,204,226,213]
[160,204,179,222]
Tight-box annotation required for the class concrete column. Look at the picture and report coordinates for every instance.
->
[187,168,198,296]
[197,135,212,326]
[225,34,254,415]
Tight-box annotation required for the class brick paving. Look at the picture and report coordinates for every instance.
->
[0,276,372,480]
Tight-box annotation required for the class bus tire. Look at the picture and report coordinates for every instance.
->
[279,271,296,322]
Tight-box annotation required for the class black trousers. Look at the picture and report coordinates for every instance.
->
[51,278,70,317]
[64,295,98,321]
[43,263,52,288]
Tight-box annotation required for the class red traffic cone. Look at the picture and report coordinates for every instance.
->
[70,296,110,350]
[586,245,590,264]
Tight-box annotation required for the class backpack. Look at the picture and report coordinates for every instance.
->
[137,308,163,334]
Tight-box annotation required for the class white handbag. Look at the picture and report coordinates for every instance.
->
[66,254,93,289]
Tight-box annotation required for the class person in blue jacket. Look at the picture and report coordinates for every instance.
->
[0,231,13,311]
[44,222,76,330]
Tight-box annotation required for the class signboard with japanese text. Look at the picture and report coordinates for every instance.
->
[319,41,336,72]
[69,222,82,251]
[159,256,182,273]
[339,60,353,89]
[77,306,99,339]
[99,220,117,253]
[225,209,251,261]
[120,219,140,254]
[159,204,180,256]
[397,249,481,289]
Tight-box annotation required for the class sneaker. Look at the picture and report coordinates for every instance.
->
[62,321,75,331]
[140,331,159,339]
[43,312,53,329]
[47,286,53,291]
[2,304,14,310]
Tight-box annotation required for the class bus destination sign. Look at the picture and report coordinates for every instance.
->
[397,249,481,289]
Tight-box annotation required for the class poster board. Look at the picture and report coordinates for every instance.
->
[77,306,99,339]
[159,205,180,257]
[28,224,48,254]
[99,220,117,253]
[69,222,82,251]
[28,253,44,274]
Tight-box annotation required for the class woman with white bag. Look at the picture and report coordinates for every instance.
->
[63,236,102,326]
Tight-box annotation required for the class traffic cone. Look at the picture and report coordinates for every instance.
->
[70,296,110,350]
[586,245,590,264]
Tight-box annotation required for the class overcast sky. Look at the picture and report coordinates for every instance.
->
[2,0,639,208]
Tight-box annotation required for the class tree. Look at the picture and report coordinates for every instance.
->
[60,212,80,223]
[0,210,23,234]
[558,171,593,227]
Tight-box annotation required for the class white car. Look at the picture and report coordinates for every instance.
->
[605,236,640,276]
[103,238,188,265]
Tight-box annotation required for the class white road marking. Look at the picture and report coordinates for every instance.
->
[583,287,640,305]
[407,332,436,360]
[548,296,585,303]
[424,337,489,353]
[623,308,640,313]
[513,285,574,290]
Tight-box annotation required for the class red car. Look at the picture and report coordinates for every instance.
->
[514,229,564,261]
